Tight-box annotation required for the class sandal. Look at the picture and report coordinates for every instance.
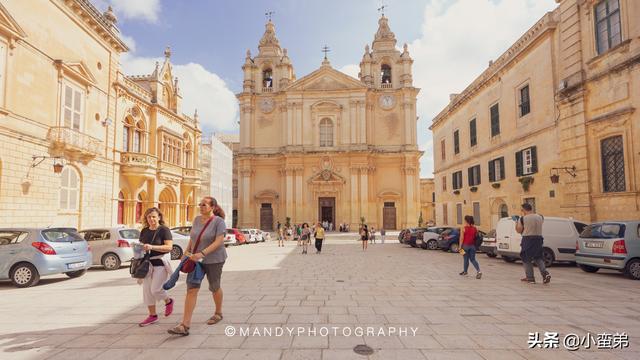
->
[206,313,223,325]
[167,323,190,336]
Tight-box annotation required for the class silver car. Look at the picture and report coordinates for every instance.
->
[576,221,640,280]
[78,228,139,270]
[0,228,92,288]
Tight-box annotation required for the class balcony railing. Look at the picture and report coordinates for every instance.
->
[157,161,183,177]
[262,87,273,93]
[381,83,393,89]
[120,152,157,168]
[182,168,201,186]
[47,126,102,164]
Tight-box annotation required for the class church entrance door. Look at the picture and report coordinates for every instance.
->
[383,202,397,230]
[260,203,273,231]
[318,197,335,227]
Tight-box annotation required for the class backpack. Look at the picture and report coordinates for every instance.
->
[474,230,484,248]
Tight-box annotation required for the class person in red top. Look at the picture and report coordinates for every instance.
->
[459,215,482,279]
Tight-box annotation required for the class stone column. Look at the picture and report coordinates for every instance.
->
[240,104,252,148]
[359,166,369,222]
[287,102,294,145]
[240,169,253,227]
[403,101,413,145]
[280,104,288,146]
[359,101,366,144]
[295,167,303,222]
[296,103,303,145]
[402,166,417,228]
[349,101,357,144]
[350,167,359,225]
[285,167,294,220]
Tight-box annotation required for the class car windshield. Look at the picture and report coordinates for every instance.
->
[580,224,626,239]
[42,228,83,242]
[119,229,140,239]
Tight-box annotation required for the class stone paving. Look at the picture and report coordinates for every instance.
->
[1,234,640,360]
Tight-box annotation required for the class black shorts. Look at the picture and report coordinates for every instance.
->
[187,262,224,292]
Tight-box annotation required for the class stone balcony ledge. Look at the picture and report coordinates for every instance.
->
[47,126,102,164]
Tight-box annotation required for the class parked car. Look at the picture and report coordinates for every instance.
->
[576,221,640,280]
[78,227,139,270]
[224,230,237,247]
[496,217,588,267]
[437,228,461,252]
[0,228,92,288]
[259,230,271,242]
[227,228,246,245]
[249,229,264,242]
[419,227,456,250]
[479,229,498,257]
[171,226,191,236]
[241,229,260,243]
[170,230,191,260]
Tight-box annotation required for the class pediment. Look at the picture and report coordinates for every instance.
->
[254,190,279,200]
[0,3,27,43]
[286,66,366,92]
[55,61,97,90]
[308,169,346,184]
[377,190,402,199]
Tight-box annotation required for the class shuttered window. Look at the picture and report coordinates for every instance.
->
[467,165,481,186]
[453,130,460,154]
[595,0,622,55]
[489,157,505,182]
[516,146,537,176]
[469,118,477,147]
[490,103,500,137]
[452,171,463,190]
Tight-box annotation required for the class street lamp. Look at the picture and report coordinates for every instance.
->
[30,155,65,174]
[550,166,577,183]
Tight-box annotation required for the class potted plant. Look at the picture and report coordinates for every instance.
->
[491,182,501,189]
[418,212,424,227]
[519,176,535,191]
[470,186,478,192]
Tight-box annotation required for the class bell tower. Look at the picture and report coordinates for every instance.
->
[241,19,295,94]
[359,15,413,89]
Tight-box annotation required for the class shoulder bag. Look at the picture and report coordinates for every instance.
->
[181,216,215,274]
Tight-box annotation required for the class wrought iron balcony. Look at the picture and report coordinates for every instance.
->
[47,126,102,164]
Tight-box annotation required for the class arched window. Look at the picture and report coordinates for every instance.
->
[123,117,134,152]
[263,68,273,88]
[381,64,392,84]
[134,121,145,152]
[135,193,143,223]
[185,141,193,168]
[319,118,333,147]
[60,167,80,211]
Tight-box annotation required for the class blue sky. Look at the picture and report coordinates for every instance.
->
[96,0,557,178]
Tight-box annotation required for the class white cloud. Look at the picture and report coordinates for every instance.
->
[110,0,161,23]
[119,34,137,52]
[120,53,239,133]
[338,64,360,79]
[410,0,557,177]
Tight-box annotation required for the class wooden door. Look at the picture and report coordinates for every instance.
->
[383,205,396,230]
[260,203,273,231]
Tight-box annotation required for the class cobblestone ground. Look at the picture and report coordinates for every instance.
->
[1,234,639,360]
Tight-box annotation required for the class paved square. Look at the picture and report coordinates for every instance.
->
[1,236,639,359]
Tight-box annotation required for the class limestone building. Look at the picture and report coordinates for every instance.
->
[0,0,202,229]
[237,16,422,230]
[420,178,435,225]
[216,133,240,227]
[431,0,639,230]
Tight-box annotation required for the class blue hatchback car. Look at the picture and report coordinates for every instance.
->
[0,228,92,287]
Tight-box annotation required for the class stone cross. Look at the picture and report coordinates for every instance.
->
[377,4,387,16]
[265,11,275,21]
[322,45,331,59]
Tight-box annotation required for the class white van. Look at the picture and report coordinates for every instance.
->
[496,217,588,267]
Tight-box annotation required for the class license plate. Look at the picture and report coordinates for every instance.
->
[585,242,604,248]
[498,243,509,249]
[67,261,86,269]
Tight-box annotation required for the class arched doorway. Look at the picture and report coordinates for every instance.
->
[136,191,148,224]
[159,187,177,227]
[117,191,125,224]
[490,198,509,230]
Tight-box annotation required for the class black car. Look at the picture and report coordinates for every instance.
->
[406,228,430,247]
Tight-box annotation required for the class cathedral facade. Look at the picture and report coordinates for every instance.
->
[237,16,422,230]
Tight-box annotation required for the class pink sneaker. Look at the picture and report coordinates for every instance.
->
[138,315,158,327]
[164,298,174,317]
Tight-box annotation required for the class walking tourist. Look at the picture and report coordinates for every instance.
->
[300,223,311,254]
[380,228,386,244]
[168,197,227,336]
[138,207,174,327]
[459,215,482,279]
[314,222,325,254]
[360,224,369,251]
[277,225,284,247]
[516,203,551,284]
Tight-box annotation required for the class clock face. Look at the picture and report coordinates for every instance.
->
[260,97,274,113]
[379,95,395,109]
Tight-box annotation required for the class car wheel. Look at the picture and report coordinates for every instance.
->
[101,253,121,271]
[502,256,517,263]
[579,264,599,273]
[542,248,555,268]
[449,243,459,253]
[427,240,439,250]
[10,263,40,288]
[171,245,183,260]
[624,259,640,280]
[486,252,498,258]
[66,269,87,278]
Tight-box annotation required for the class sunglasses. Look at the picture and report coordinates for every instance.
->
[198,203,209,207]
